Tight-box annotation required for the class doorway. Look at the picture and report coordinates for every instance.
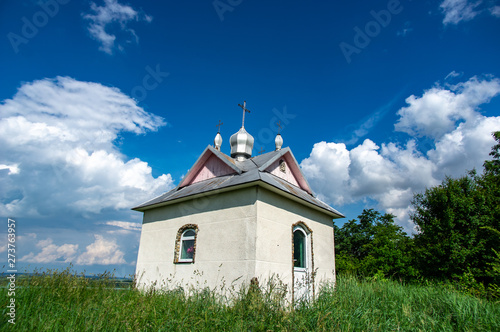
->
[293,223,312,302]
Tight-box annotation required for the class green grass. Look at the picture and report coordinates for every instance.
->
[1,270,500,331]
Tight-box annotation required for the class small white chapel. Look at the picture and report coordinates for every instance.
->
[134,102,344,301]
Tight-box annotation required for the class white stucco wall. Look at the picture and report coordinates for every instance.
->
[254,188,336,298]
[135,184,336,300]
[136,187,259,292]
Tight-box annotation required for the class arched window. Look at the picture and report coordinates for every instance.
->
[293,227,307,268]
[180,229,195,262]
[174,224,198,263]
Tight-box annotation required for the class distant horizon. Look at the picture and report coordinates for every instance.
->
[0,271,134,279]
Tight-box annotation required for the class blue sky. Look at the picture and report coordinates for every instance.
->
[1,0,500,276]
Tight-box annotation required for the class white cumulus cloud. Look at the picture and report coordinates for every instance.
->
[0,76,174,219]
[395,76,500,139]
[21,238,78,263]
[76,234,126,265]
[83,0,152,54]
[300,142,351,205]
[301,75,500,231]
[21,234,127,265]
[429,115,500,177]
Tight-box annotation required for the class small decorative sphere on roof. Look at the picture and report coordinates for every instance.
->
[275,133,283,151]
[214,132,222,150]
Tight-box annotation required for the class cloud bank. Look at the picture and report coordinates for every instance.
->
[0,76,171,269]
[0,76,173,219]
[21,234,127,265]
[301,75,500,231]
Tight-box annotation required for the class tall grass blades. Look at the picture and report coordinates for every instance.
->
[1,271,499,331]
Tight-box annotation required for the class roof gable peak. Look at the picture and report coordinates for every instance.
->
[178,146,241,188]
[257,148,313,195]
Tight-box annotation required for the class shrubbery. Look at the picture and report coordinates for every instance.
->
[335,132,500,300]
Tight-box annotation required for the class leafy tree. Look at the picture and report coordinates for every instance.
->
[335,209,378,262]
[362,213,416,279]
[481,131,500,230]
[335,209,415,279]
[482,226,500,298]
[411,173,492,280]
[411,131,500,284]
[484,131,500,175]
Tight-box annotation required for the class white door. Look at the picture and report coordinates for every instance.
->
[293,225,311,302]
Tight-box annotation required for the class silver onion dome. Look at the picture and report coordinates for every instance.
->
[230,127,254,160]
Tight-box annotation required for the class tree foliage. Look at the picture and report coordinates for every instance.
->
[334,132,500,298]
[484,131,500,176]
[334,209,416,279]
[411,131,500,285]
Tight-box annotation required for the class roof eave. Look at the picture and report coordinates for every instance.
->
[132,180,259,212]
[133,179,344,219]
[257,147,290,171]
[257,181,344,219]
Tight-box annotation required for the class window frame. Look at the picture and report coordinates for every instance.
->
[179,229,196,263]
[174,224,198,264]
[293,225,309,272]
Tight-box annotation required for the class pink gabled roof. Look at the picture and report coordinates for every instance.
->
[255,148,313,195]
[178,146,241,188]
[134,146,343,218]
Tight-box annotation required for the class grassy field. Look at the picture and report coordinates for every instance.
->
[1,270,500,331]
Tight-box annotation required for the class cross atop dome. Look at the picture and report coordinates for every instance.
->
[237,101,251,128]
[216,120,223,133]
[230,100,254,160]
